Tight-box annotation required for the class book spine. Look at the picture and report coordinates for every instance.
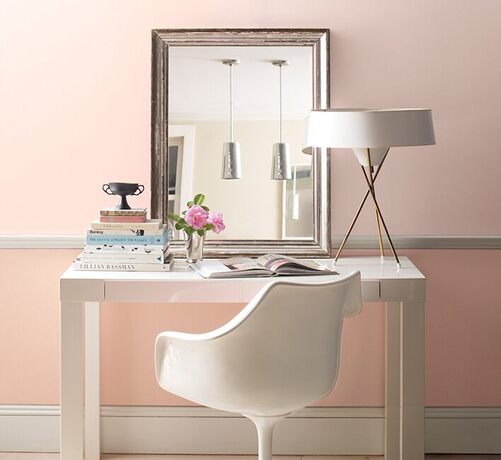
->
[88,227,166,236]
[100,215,146,223]
[85,235,168,245]
[100,209,146,217]
[83,244,168,255]
[73,261,172,272]
[91,221,162,230]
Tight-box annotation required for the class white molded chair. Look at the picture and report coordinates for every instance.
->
[155,271,362,460]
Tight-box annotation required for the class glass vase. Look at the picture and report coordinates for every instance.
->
[184,232,204,263]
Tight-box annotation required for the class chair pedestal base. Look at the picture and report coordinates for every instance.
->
[246,415,286,460]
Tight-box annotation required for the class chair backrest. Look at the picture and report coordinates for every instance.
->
[197,271,363,415]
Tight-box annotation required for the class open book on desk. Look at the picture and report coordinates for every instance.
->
[191,254,337,279]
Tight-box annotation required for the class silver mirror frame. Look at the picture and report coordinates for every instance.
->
[151,28,331,257]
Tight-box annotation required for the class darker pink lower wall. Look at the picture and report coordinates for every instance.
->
[1,248,500,406]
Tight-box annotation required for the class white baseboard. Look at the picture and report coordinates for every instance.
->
[1,405,500,454]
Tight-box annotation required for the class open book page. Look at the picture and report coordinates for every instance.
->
[190,258,272,279]
[256,254,336,275]
[223,257,273,273]
[191,255,336,279]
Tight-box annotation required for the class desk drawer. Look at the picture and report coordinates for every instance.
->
[240,279,382,303]
[105,280,243,303]
[104,279,387,304]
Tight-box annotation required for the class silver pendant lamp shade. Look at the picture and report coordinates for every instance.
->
[221,59,241,179]
[271,60,292,180]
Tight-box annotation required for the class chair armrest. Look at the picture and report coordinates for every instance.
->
[155,328,244,408]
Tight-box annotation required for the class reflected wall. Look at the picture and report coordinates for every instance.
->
[168,46,314,240]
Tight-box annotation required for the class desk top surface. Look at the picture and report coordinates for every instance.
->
[61,256,424,283]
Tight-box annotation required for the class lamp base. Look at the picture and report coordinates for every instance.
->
[334,148,400,268]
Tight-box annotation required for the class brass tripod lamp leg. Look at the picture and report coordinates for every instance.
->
[334,192,369,262]
[334,149,390,264]
[360,167,401,267]
[366,149,385,260]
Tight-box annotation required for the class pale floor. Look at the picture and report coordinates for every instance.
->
[1,455,501,460]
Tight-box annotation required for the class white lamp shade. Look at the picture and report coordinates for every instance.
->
[302,108,435,154]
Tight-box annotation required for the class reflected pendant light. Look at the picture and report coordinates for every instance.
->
[271,60,292,180]
[221,59,241,179]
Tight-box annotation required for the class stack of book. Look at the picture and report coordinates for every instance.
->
[73,208,173,272]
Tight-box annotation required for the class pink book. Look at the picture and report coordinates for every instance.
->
[100,215,146,223]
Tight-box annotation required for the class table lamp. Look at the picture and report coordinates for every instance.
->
[303,108,435,267]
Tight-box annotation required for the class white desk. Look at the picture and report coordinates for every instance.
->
[60,256,425,460]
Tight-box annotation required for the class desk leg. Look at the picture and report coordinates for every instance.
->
[85,302,100,460]
[61,301,84,460]
[385,301,425,460]
[401,301,425,460]
[385,302,401,460]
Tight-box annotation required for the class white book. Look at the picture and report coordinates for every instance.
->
[76,250,169,264]
[90,219,163,231]
[73,254,175,272]
[191,254,336,279]
[83,243,168,255]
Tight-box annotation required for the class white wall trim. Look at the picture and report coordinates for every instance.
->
[1,405,500,454]
[331,235,501,250]
[0,235,84,248]
[1,234,501,250]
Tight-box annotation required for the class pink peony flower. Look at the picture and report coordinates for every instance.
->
[185,205,209,230]
[208,212,225,234]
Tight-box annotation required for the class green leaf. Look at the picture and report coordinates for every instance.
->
[187,201,194,208]
[197,229,205,237]
[201,205,209,211]
[167,213,180,222]
[185,227,194,235]
[193,193,205,205]
[175,222,183,230]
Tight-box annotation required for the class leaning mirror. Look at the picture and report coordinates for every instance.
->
[151,29,330,257]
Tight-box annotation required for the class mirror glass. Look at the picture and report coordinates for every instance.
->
[168,46,313,241]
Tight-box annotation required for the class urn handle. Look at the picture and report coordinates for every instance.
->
[102,183,113,195]
[133,184,145,195]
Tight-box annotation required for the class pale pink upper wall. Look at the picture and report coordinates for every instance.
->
[1,0,501,234]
